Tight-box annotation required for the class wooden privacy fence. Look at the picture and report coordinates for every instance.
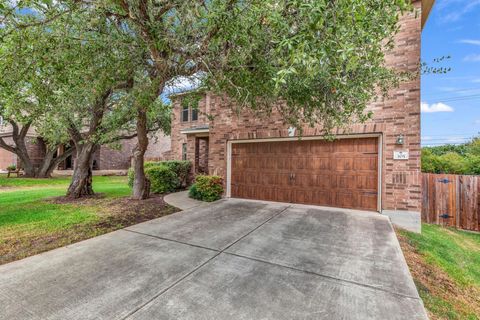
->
[422,173,480,232]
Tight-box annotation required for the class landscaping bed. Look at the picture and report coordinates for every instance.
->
[0,175,178,265]
[397,224,480,319]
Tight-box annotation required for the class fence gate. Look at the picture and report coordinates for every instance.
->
[422,173,480,231]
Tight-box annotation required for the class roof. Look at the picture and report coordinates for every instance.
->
[422,0,435,29]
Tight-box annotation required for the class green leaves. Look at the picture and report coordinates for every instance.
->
[2,0,415,140]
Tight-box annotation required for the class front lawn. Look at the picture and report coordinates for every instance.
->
[398,224,480,319]
[0,174,178,265]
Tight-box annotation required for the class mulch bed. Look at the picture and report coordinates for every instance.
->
[0,194,179,265]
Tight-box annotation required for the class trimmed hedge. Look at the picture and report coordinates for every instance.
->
[145,165,178,194]
[189,175,223,202]
[128,160,191,189]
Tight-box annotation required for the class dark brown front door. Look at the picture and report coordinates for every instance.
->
[231,137,379,211]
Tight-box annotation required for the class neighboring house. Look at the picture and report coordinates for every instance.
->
[0,122,170,171]
[168,0,433,217]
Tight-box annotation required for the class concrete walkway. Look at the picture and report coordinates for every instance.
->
[163,190,204,210]
[0,199,427,320]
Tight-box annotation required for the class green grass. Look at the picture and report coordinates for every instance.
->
[0,176,130,251]
[0,174,71,187]
[0,175,135,264]
[402,224,480,287]
[0,174,177,265]
[399,224,480,319]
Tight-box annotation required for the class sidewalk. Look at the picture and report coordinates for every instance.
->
[163,191,205,210]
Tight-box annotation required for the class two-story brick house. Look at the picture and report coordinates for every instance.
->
[169,1,431,219]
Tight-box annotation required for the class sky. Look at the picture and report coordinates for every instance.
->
[421,0,480,146]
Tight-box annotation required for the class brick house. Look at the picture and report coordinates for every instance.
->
[168,0,433,218]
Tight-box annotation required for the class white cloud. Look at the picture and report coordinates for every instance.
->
[439,0,480,23]
[464,54,480,62]
[459,39,480,46]
[421,102,454,113]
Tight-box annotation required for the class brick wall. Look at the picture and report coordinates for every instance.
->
[0,137,16,170]
[169,2,422,212]
[169,94,210,173]
[145,132,172,161]
[98,132,171,170]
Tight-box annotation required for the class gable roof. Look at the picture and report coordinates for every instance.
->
[422,0,435,29]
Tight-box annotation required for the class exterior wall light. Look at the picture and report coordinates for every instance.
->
[396,134,404,145]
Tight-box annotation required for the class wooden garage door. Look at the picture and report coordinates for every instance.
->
[231,137,379,211]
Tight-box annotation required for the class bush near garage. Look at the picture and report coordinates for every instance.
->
[189,175,223,202]
[128,160,191,189]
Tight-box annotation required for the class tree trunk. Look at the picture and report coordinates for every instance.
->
[15,146,37,178]
[36,148,56,178]
[66,143,96,198]
[132,108,150,200]
[37,146,74,178]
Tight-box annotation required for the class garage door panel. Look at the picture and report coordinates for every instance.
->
[310,141,333,153]
[311,190,332,206]
[258,172,277,185]
[293,157,308,170]
[231,137,379,211]
[356,176,378,190]
[314,175,332,189]
[357,138,378,153]
[334,139,357,153]
[334,175,357,190]
[358,192,378,211]
[334,158,354,171]
[276,173,290,186]
[354,157,378,171]
[333,191,356,208]
[275,158,288,170]
[275,188,292,203]
[308,157,331,171]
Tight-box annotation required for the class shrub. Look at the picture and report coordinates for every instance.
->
[128,160,191,189]
[6,164,16,171]
[145,165,178,194]
[127,168,135,187]
[189,175,223,202]
[161,161,191,187]
[188,183,201,200]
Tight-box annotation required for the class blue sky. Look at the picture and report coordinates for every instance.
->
[421,0,480,146]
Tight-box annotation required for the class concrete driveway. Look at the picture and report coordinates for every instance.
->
[0,199,427,320]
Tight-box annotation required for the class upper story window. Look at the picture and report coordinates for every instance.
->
[181,106,189,122]
[181,94,201,122]
[191,108,198,121]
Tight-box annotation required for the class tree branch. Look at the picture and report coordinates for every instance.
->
[0,137,16,153]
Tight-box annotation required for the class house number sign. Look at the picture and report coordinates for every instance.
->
[393,150,409,160]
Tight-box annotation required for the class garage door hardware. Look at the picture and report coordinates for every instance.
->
[438,178,451,184]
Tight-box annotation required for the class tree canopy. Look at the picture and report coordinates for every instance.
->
[422,138,480,175]
[0,0,414,196]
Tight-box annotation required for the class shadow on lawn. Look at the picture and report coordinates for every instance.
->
[0,195,179,265]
